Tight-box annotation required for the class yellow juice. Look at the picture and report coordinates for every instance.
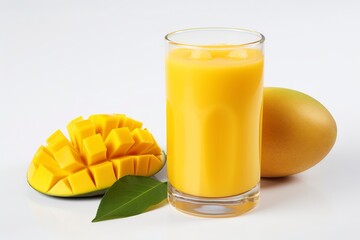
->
[166,47,264,197]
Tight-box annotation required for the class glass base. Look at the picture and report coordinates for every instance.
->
[168,183,260,218]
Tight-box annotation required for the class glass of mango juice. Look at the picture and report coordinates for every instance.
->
[165,28,265,217]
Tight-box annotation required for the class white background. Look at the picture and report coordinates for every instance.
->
[1,0,359,239]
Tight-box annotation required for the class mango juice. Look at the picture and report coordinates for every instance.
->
[166,47,264,198]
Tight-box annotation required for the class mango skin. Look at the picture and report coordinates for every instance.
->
[261,87,337,177]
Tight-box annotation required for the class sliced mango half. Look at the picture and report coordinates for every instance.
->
[27,114,165,197]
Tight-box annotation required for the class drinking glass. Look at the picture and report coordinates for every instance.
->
[165,28,265,217]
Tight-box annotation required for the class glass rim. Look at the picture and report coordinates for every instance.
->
[165,27,265,48]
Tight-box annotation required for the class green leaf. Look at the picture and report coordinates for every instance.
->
[92,175,167,222]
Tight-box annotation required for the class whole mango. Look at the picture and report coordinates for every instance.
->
[261,87,337,177]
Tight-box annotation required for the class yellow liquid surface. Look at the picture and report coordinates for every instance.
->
[166,47,264,197]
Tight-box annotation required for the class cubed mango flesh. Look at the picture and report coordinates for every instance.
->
[121,116,143,131]
[82,134,107,165]
[112,156,135,179]
[89,114,121,140]
[27,114,165,197]
[89,161,116,189]
[104,128,135,158]
[46,130,73,155]
[54,145,84,172]
[127,128,154,155]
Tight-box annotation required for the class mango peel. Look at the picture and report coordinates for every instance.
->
[27,114,165,197]
[261,87,337,177]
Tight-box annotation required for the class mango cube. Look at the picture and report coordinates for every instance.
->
[127,128,154,155]
[48,178,73,196]
[144,131,162,155]
[112,156,135,179]
[69,119,95,151]
[82,134,107,166]
[32,146,62,172]
[54,145,84,172]
[89,114,121,140]
[121,116,143,131]
[66,116,83,149]
[30,164,65,192]
[105,127,135,158]
[134,155,150,176]
[115,114,126,127]
[67,169,96,195]
[46,130,73,155]
[89,161,116,189]
[148,155,164,176]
